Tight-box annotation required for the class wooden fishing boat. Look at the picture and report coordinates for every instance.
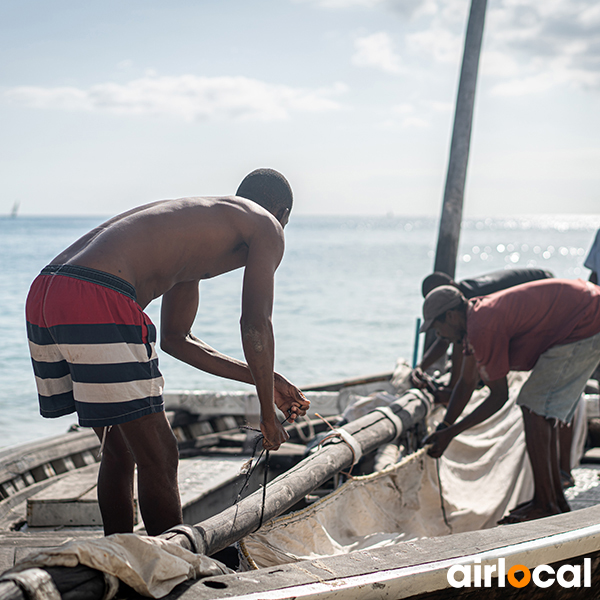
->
[0,369,599,599]
[0,372,404,568]
[0,364,432,593]
[0,387,346,536]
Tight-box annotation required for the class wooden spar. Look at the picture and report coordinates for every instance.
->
[433,0,487,279]
[302,371,393,392]
[193,390,429,556]
[0,391,429,599]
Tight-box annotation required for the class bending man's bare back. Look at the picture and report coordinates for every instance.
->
[26,168,309,536]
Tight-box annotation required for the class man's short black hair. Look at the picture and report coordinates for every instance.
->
[236,168,293,219]
[422,272,455,298]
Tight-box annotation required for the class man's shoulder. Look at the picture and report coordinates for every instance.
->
[458,267,554,298]
[178,196,283,237]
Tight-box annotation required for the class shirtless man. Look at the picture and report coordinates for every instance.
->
[25,168,309,536]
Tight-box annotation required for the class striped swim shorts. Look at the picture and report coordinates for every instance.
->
[26,264,165,428]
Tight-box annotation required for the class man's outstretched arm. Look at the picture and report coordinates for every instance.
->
[441,352,480,426]
[410,337,450,388]
[239,224,309,449]
[160,280,258,385]
[425,375,509,458]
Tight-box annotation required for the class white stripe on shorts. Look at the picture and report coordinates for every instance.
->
[72,377,165,404]
[28,340,157,365]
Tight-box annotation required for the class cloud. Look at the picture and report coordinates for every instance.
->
[406,26,462,64]
[297,0,434,18]
[485,0,600,93]
[391,102,415,115]
[307,0,600,95]
[352,32,403,73]
[296,0,387,8]
[116,59,134,70]
[428,100,453,112]
[382,103,431,128]
[4,74,348,121]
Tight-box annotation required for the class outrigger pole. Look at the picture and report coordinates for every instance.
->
[433,0,488,279]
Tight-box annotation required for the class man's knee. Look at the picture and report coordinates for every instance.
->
[118,412,179,472]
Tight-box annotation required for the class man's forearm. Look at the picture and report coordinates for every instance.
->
[162,334,255,385]
[420,337,450,371]
[449,382,509,437]
[443,377,476,425]
[241,320,277,419]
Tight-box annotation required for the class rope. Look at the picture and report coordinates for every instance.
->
[97,425,112,459]
[292,415,315,443]
[257,450,270,532]
[231,411,292,536]
[315,413,362,475]
[372,406,404,442]
[436,457,452,532]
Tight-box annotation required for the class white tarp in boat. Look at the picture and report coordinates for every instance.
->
[5,533,231,599]
[240,371,562,569]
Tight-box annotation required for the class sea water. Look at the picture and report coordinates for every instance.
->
[1,214,599,449]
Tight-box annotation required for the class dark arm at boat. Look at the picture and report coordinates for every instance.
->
[440,352,480,426]
[410,336,452,391]
[425,376,509,458]
[160,280,258,385]
[416,336,450,373]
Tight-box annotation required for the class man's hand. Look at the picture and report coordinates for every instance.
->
[423,425,455,458]
[274,373,310,422]
[410,367,428,389]
[260,415,289,451]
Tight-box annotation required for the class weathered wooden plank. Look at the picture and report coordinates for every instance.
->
[163,391,253,417]
[26,464,101,528]
[0,550,14,576]
[163,391,342,418]
[302,372,393,392]
[0,431,99,486]
[24,456,253,530]
[0,531,103,551]
[28,466,98,504]
[178,456,247,512]
[0,477,84,531]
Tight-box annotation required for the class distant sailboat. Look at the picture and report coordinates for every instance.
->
[10,201,19,218]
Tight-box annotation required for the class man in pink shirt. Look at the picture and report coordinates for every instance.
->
[422,278,600,523]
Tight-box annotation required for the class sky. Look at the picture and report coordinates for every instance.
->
[1,0,599,217]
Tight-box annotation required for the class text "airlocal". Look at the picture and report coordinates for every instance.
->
[447,557,592,588]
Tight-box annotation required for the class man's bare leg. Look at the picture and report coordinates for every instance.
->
[93,425,136,535]
[95,412,183,536]
[550,423,570,513]
[505,408,562,522]
[558,421,575,488]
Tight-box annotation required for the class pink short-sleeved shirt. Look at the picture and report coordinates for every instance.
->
[465,278,600,382]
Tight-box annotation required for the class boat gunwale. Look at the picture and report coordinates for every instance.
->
[183,503,600,599]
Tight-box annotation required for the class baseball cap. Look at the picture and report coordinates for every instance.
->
[419,285,466,333]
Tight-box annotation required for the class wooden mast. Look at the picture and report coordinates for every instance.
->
[433,0,488,278]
